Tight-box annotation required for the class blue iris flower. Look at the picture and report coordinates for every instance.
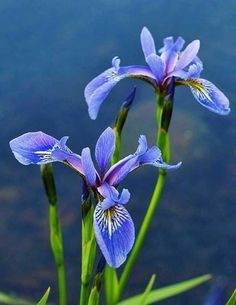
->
[85,27,230,119]
[10,127,181,268]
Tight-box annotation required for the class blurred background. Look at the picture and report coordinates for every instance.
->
[0,0,235,304]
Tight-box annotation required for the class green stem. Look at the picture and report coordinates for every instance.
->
[49,204,67,305]
[119,91,172,299]
[80,189,97,305]
[41,164,67,305]
[119,171,166,297]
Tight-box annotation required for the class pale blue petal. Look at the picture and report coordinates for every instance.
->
[136,135,148,154]
[186,78,230,115]
[175,40,200,70]
[161,36,185,73]
[81,147,98,186]
[9,131,84,173]
[146,53,164,83]
[10,131,58,165]
[94,203,135,268]
[170,56,203,80]
[185,56,203,78]
[159,36,174,53]
[95,127,115,175]
[140,27,156,59]
[85,60,155,120]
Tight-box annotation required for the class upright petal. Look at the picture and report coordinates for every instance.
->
[81,147,98,186]
[146,53,164,83]
[10,132,59,165]
[94,203,135,268]
[95,127,115,175]
[84,58,155,120]
[161,36,185,73]
[140,27,156,59]
[175,40,200,70]
[180,78,230,115]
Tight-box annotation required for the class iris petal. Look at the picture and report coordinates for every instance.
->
[84,60,155,120]
[161,36,185,73]
[182,78,230,115]
[93,203,135,268]
[95,127,115,175]
[98,182,130,209]
[104,134,181,186]
[146,53,164,83]
[10,131,57,165]
[81,148,98,186]
[9,131,84,173]
[175,40,200,70]
[140,26,156,59]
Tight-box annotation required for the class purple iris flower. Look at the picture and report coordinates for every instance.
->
[10,127,181,268]
[85,26,230,119]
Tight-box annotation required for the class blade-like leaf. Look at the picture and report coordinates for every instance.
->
[226,289,236,305]
[138,274,156,305]
[118,274,211,305]
[37,287,51,305]
[0,292,34,305]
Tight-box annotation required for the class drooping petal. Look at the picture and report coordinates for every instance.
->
[9,131,84,172]
[9,131,57,165]
[95,127,115,175]
[181,78,230,115]
[94,203,135,268]
[140,27,156,59]
[98,182,130,209]
[84,58,155,120]
[81,147,98,186]
[175,40,200,70]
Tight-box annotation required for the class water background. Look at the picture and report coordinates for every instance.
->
[0,0,235,304]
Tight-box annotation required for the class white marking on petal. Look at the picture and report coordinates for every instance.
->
[95,204,131,239]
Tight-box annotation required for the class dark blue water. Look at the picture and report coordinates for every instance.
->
[0,0,235,304]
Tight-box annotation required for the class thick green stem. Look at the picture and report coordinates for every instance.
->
[41,164,67,305]
[119,172,166,297]
[80,190,97,305]
[119,91,173,299]
[49,204,67,305]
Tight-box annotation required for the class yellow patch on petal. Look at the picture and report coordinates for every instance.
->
[177,79,213,103]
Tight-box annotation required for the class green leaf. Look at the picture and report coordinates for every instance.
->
[118,274,211,305]
[138,274,156,305]
[0,292,34,305]
[226,289,236,305]
[104,266,119,305]
[37,287,51,305]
